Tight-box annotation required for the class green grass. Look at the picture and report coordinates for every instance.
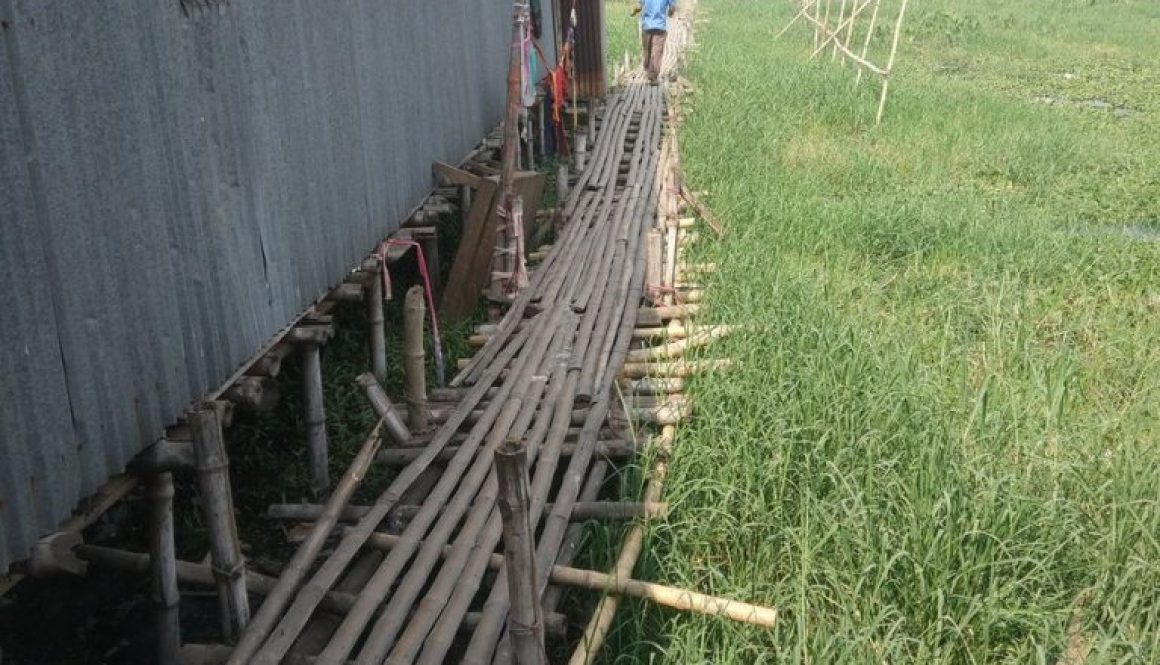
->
[600,0,1160,662]
[606,0,643,83]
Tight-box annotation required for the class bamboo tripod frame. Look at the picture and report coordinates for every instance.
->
[781,0,911,124]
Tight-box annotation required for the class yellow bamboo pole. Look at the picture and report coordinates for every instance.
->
[876,0,911,125]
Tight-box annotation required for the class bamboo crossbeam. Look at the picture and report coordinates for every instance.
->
[800,11,887,75]
[268,501,669,524]
[373,439,634,466]
[619,358,735,379]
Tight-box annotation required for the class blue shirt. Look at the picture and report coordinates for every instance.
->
[642,0,675,32]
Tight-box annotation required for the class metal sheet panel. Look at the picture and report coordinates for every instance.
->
[559,0,606,99]
[0,0,522,570]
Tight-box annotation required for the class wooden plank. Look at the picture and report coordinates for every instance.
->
[433,162,484,189]
[442,177,499,321]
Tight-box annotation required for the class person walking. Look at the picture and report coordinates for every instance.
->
[632,0,677,85]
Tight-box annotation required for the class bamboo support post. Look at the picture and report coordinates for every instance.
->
[832,0,848,60]
[876,0,911,125]
[646,229,663,303]
[494,440,546,665]
[556,161,569,206]
[190,403,250,642]
[855,0,882,86]
[302,343,330,490]
[367,259,387,384]
[149,472,180,665]
[403,286,429,432]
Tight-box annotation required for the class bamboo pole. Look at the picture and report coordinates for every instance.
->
[360,522,780,631]
[800,11,887,75]
[636,303,701,326]
[774,0,818,40]
[809,0,870,59]
[569,426,675,665]
[626,326,732,362]
[876,0,911,125]
[619,358,734,379]
[352,374,412,446]
[494,440,546,665]
[302,343,330,490]
[268,501,667,524]
[646,229,663,302]
[855,0,882,86]
[374,438,634,466]
[403,286,429,432]
[190,403,250,641]
[149,472,180,665]
[225,417,385,665]
[367,259,387,384]
[831,0,848,60]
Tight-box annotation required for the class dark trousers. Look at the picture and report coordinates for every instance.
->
[642,29,667,82]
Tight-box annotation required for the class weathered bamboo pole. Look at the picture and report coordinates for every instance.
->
[190,403,250,641]
[367,259,387,384]
[800,11,887,74]
[149,472,180,665]
[74,544,568,639]
[375,325,575,665]
[268,501,667,524]
[569,426,675,665]
[832,0,848,60]
[809,0,870,59]
[302,343,330,490]
[352,374,412,446]
[774,0,818,40]
[636,303,701,326]
[360,517,780,631]
[626,326,732,363]
[374,438,634,466]
[225,416,386,665]
[855,0,882,86]
[321,316,568,665]
[619,358,734,379]
[403,286,429,432]
[646,228,663,303]
[495,441,546,665]
[876,0,911,125]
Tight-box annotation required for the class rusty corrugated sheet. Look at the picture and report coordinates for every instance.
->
[0,0,543,571]
[559,0,607,99]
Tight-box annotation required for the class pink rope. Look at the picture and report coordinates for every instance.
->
[374,239,447,386]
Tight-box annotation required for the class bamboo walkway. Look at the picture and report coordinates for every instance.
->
[217,9,725,665]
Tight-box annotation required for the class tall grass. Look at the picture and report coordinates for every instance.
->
[600,0,1160,662]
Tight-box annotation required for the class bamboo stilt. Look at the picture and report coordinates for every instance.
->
[367,260,387,384]
[302,344,330,490]
[403,286,429,433]
[494,441,546,665]
[190,404,250,642]
[149,472,180,665]
[832,0,848,60]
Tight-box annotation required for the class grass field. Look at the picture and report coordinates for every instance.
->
[600,0,1159,662]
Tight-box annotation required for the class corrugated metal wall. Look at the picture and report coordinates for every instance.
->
[0,0,517,570]
[558,0,605,99]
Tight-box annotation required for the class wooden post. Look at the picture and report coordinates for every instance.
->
[586,100,596,144]
[367,260,388,384]
[302,343,330,490]
[494,440,546,665]
[190,403,250,641]
[403,286,429,433]
[149,472,180,665]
